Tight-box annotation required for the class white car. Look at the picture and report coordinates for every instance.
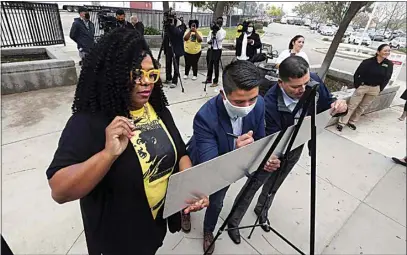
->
[347,32,372,46]
[390,37,406,49]
[320,27,335,36]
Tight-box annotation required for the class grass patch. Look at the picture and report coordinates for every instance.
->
[199,27,264,41]
[395,48,406,54]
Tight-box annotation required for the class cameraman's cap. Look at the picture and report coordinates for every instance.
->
[78,7,88,13]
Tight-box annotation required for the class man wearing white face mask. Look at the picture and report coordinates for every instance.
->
[185,60,281,254]
[235,21,262,61]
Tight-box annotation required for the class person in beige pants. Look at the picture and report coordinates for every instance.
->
[338,44,393,131]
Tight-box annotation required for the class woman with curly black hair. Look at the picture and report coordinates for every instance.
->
[46,28,208,255]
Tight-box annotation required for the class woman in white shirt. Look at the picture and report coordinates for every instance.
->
[276,35,309,67]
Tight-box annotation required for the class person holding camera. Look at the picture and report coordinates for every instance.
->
[163,15,185,88]
[235,21,262,61]
[69,7,95,66]
[115,9,133,30]
[183,20,203,81]
[204,17,226,88]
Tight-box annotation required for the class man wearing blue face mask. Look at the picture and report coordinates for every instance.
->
[185,60,281,254]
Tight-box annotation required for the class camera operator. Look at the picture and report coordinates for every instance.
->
[204,17,226,88]
[163,11,185,88]
[114,9,133,30]
[236,21,262,61]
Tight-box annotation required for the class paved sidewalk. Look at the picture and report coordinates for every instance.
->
[2,44,406,254]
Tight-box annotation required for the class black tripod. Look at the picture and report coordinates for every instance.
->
[157,25,185,93]
[204,84,320,255]
[203,31,224,92]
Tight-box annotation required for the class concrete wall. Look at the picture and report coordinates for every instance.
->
[1,47,77,95]
[309,65,400,126]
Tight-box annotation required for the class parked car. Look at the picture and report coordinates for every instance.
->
[287,19,295,25]
[347,32,372,46]
[390,37,406,49]
[320,26,335,36]
[294,19,304,26]
[344,27,354,37]
[310,23,318,30]
[369,32,385,41]
[304,19,311,26]
[280,17,287,24]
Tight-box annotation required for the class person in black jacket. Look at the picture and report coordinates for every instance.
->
[130,15,145,35]
[46,29,208,255]
[337,44,394,131]
[69,7,95,66]
[114,9,134,30]
[163,17,185,89]
[235,21,262,61]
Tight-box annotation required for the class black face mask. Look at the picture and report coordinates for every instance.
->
[217,21,222,26]
[84,13,90,20]
[117,20,125,24]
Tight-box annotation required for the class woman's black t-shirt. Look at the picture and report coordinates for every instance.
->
[46,107,185,255]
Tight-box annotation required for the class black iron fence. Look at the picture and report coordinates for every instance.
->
[83,5,213,38]
[1,1,65,48]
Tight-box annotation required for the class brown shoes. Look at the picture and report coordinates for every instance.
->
[181,212,191,233]
[203,231,215,254]
[210,83,218,87]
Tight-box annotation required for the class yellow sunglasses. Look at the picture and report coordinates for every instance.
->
[130,69,161,84]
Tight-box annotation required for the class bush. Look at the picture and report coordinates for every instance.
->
[254,22,263,30]
[398,48,407,53]
[322,37,329,41]
[257,29,264,34]
[144,26,160,35]
[263,21,269,27]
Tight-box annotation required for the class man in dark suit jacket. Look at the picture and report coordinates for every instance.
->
[235,21,262,61]
[226,56,348,244]
[185,60,281,254]
[69,7,95,65]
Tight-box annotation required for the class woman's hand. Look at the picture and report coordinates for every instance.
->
[264,155,280,172]
[184,195,209,214]
[104,116,135,157]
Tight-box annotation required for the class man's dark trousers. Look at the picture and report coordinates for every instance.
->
[229,145,304,227]
[165,52,180,84]
[206,48,222,83]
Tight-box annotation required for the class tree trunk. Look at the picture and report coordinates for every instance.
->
[213,2,225,21]
[163,1,169,11]
[190,4,193,19]
[383,2,398,34]
[318,2,369,81]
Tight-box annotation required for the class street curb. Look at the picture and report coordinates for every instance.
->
[313,48,367,62]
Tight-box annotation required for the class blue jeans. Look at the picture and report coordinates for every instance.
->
[203,186,230,233]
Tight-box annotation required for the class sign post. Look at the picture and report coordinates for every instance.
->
[387,52,406,85]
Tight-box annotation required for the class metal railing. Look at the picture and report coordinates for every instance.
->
[1,1,65,48]
[83,5,213,38]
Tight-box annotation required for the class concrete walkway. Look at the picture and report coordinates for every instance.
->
[2,43,406,254]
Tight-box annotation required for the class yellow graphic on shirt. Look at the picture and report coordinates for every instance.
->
[130,103,177,219]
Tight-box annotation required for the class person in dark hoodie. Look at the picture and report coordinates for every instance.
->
[69,7,95,66]
[235,21,262,61]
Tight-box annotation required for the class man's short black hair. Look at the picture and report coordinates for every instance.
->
[78,7,88,13]
[279,56,309,82]
[116,9,125,16]
[222,60,261,95]
[217,16,223,21]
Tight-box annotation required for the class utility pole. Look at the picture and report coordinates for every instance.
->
[356,2,377,53]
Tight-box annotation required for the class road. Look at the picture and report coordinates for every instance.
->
[59,12,406,83]
[262,23,406,83]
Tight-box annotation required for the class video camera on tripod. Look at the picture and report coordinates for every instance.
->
[162,8,177,30]
[97,9,116,33]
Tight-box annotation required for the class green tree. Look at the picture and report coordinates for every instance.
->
[266,5,283,18]
[319,1,371,80]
